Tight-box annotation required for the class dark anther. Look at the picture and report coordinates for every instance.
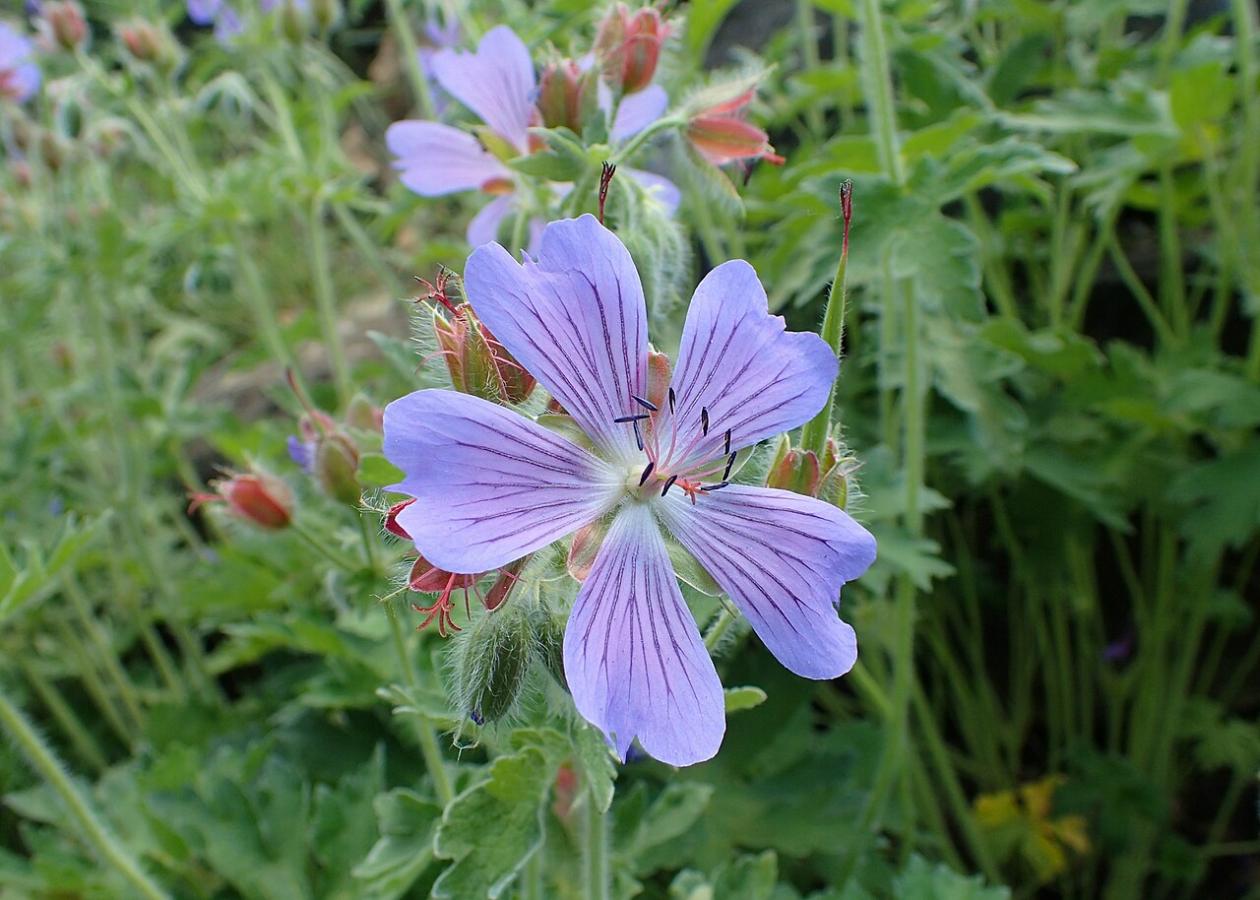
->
[668,387,676,414]
[661,474,678,496]
[639,461,655,486]
[724,429,731,456]
[722,452,736,481]
[702,481,730,492]
[599,162,616,225]
[632,419,644,451]
[614,413,649,423]
[632,394,658,412]
[700,407,709,436]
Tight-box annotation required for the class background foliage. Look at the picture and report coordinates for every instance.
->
[1,0,1258,897]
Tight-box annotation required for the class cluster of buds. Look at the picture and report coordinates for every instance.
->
[419,269,536,406]
[536,59,598,134]
[766,435,860,511]
[190,471,293,530]
[594,3,670,95]
[287,373,381,507]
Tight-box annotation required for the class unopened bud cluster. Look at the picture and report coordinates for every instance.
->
[766,434,859,510]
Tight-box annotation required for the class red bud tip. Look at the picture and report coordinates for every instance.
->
[385,498,415,539]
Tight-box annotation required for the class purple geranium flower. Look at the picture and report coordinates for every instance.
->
[387,26,679,252]
[187,0,304,44]
[383,216,876,766]
[0,21,40,104]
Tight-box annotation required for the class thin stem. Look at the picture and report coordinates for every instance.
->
[612,115,684,165]
[583,788,609,900]
[1107,234,1178,346]
[358,514,381,576]
[382,0,437,119]
[386,605,455,807]
[64,578,147,733]
[290,520,362,572]
[801,189,852,455]
[308,198,353,404]
[704,608,737,651]
[0,686,171,900]
[796,0,824,136]
[19,661,109,774]
[859,0,905,186]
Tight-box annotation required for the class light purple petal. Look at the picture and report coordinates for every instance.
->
[424,17,460,48]
[658,485,875,679]
[186,0,221,25]
[213,3,242,43]
[564,503,725,766]
[382,389,619,573]
[625,167,680,215]
[287,436,315,474]
[5,63,40,103]
[661,260,837,469]
[386,120,512,197]
[463,215,650,462]
[466,194,514,247]
[612,85,668,141]
[430,25,536,153]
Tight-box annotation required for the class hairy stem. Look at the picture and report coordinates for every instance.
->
[0,686,171,900]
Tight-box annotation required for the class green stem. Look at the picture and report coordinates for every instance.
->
[703,608,737,652]
[0,686,171,900]
[859,0,905,186]
[290,520,362,572]
[1106,233,1178,346]
[612,115,684,165]
[53,619,136,749]
[231,226,301,376]
[358,514,381,576]
[19,662,109,774]
[386,606,455,807]
[801,192,852,455]
[583,787,609,900]
[796,0,824,136]
[308,198,353,404]
[331,201,404,295]
[64,578,147,733]
[382,0,436,119]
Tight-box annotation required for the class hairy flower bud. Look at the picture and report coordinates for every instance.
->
[193,472,293,529]
[117,19,177,71]
[594,4,669,94]
[344,393,382,433]
[537,60,596,133]
[766,448,822,496]
[315,432,361,506]
[453,601,533,724]
[432,305,536,405]
[767,435,858,510]
[311,0,341,31]
[40,1,87,51]
[532,606,568,691]
[686,87,784,167]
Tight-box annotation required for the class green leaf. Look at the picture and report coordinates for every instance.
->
[617,782,714,874]
[352,788,442,900]
[573,723,618,814]
[357,453,404,489]
[893,855,1010,899]
[723,686,768,714]
[431,748,554,899]
[686,0,742,55]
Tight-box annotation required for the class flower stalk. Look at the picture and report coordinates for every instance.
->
[800,182,853,456]
[0,686,172,900]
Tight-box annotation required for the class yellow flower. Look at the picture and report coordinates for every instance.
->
[975,776,1090,884]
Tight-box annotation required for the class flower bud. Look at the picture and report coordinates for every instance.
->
[311,0,341,31]
[193,472,293,529]
[537,59,596,133]
[117,19,178,71]
[453,600,533,724]
[279,0,306,44]
[566,519,606,582]
[686,87,784,167]
[766,448,822,496]
[40,1,87,51]
[532,605,567,691]
[344,393,382,433]
[315,432,361,506]
[483,557,526,611]
[646,347,671,412]
[432,305,535,405]
[594,4,669,95]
